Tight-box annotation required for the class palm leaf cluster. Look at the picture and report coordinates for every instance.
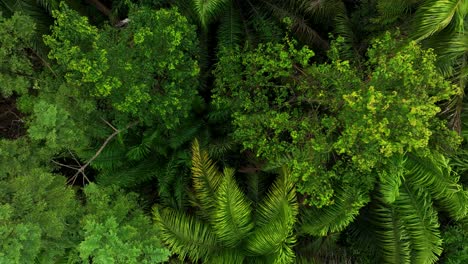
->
[296,151,466,264]
[367,152,467,264]
[154,139,298,263]
[185,0,355,52]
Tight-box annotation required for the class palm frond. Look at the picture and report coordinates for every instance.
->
[374,0,414,25]
[217,2,242,51]
[378,154,406,204]
[373,203,412,263]
[207,137,234,160]
[191,139,223,214]
[300,187,367,236]
[158,155,185,208]
[193,0,230,28]
[154,207,219,262]
[261,1,328,50]
[87,140,127,171]
[97,158,158,187]
[411,0,465,41]
[406,152,466,219]
[207,248,246,264]
[126,142,151,161]
[168,122,201,150]
[332,2,355,59]
[265,243,297,264]
[245,172,270,205]
[36,0,59,14]
[245,168,297,260]
[212,168,254,247]
[397,183,442,264]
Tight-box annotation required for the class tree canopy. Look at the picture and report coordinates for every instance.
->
[0,1,467,263]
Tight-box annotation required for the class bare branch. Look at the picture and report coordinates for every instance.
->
[52,120,138,185]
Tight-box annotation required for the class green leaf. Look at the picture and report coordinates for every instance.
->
[379,155,406,204]
[191,139,223,214]
[300,187,367,236]
[246,168,297,261]
[212,168,254,247]
[411,0,465,41]
[193,0,230,28]
[154,207,219,262]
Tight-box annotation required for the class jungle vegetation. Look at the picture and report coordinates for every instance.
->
[0,0,467,263]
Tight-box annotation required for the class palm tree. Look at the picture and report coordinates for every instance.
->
[173,0,355,52]
[299,152,467,264]
[410,0,468,136]
[154,139,298,263]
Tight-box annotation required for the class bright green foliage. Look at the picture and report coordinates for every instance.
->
[336,32,457,170]
[44,3,200,127]
[0,13,35,97]
[78,183,170,263]
[0,170,79,263]
[411,0,467,41]
[213,32,457,206]
[27,99,85,149]
[155,140,298,263]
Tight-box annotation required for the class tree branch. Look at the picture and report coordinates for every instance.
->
[53,120,138,185]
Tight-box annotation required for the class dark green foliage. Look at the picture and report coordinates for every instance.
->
[440,220,468,264]
[78,183,170,263]
[0,13,35,97]
[0,170,79,263]
[44,3,200,128]
[357,152,467,264]
[1,1,468,263]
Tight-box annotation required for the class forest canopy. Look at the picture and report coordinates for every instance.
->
[0,0,467,263]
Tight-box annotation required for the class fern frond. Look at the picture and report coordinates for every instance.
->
[191,139,223,214]
[154,207,219,262]
[212,168,254,247]
[411,0,465,41]
[300,187,366,236]
[193,0,230,28]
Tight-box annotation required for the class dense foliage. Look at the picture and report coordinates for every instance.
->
[1,0,467,263]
